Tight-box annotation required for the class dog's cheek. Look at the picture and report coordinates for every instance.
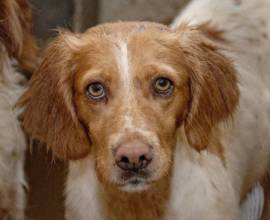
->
[93,144,113,184]
[151,129,176,180]
[94,132,119,184]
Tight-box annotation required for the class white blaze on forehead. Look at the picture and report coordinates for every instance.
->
[117,41,130,86]
[114,40,135,129]
[113,40,157,144]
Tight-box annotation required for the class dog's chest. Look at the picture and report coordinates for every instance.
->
[65,149,239,220]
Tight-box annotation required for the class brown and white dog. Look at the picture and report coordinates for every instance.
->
[0,0,37,219]
[20,0,270,219]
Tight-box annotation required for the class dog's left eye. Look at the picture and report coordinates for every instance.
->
[153,77,174,96]
[86,82,106,100]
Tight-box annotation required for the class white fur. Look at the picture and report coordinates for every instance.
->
[165,143,239,220]
[65,0,270,219]
[0,45,26,219]
[65,157,104,220]
[115,41,135,131]
[169,0,270,219]
[241,184,264,220]
[116,41,130,88]
[113,41,162,156]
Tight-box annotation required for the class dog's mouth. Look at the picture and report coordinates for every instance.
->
[116,170,153,192]
[120,177,152,192]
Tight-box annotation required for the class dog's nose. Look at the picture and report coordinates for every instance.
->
[115,140,153,171]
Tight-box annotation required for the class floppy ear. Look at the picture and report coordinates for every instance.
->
[0,0,38,75]
[16,0,38,74]
[19,32,91,160]
[176,24,239,151]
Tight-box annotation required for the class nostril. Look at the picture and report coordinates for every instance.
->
[138,154,152,169]
[116,156,131,171]
[121,156,129,164]
[139,155,146,162]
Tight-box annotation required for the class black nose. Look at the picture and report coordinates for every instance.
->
[115,140,153,171]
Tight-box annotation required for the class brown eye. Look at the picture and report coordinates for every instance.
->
[86,82,106,100]
[153,77,174,96]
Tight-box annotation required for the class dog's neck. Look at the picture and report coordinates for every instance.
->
[66,156,173,220]
[99,177,171,220]
[66,137,238,220]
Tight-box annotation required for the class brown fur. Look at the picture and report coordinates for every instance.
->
[0,0,38,76]
[0,0,37,218]
[100,177,170,220]
[177,24,239,151]
[20,22,239,219]
[199,22,226,42]
[19,34,90,159]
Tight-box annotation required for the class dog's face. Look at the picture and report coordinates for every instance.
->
[73,23,190,191]
[21,22,239,192]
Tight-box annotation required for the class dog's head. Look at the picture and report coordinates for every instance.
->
[0,0,37,74]
[21,22,239,192]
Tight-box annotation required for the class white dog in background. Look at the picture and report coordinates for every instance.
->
[0,0,37,219]
[172,1,270,219]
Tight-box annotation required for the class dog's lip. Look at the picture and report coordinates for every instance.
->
[112,165,154,187]
[116,176,153,186]
[116,177,152,192]
[120,170,151,181]
[129,179,141,185]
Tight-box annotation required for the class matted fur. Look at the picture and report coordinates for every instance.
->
[0,0,37,219]
[20,0,270,219]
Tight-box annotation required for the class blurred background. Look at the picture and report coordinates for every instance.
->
[31,0,189,44]
[26,0,189,219]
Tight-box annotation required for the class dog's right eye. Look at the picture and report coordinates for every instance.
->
[86,82,106,101]
[153,77,174,97]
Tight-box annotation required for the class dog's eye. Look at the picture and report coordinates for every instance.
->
[86,82,106,100]
[153,77,174,96]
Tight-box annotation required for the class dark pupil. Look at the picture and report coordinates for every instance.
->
[158,79,168,87]
[92,84,102,93]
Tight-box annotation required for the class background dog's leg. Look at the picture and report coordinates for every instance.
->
[240,184,264,220]
[260,176,270,220]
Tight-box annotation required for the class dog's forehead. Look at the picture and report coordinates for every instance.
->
[73,22,178,69]
[74,22,181,79]
[85,22,173,39]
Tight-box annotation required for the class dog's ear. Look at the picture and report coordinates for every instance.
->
[19,32,91,160]
[0,0,38,75]
[16,0,38,74]
[175,24,239,151]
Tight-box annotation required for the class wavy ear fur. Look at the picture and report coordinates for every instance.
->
[176,23,239,151]
[20,32,91,160]
[0,0,38,75]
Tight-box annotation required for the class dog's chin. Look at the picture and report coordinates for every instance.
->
[118,178,151,193]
